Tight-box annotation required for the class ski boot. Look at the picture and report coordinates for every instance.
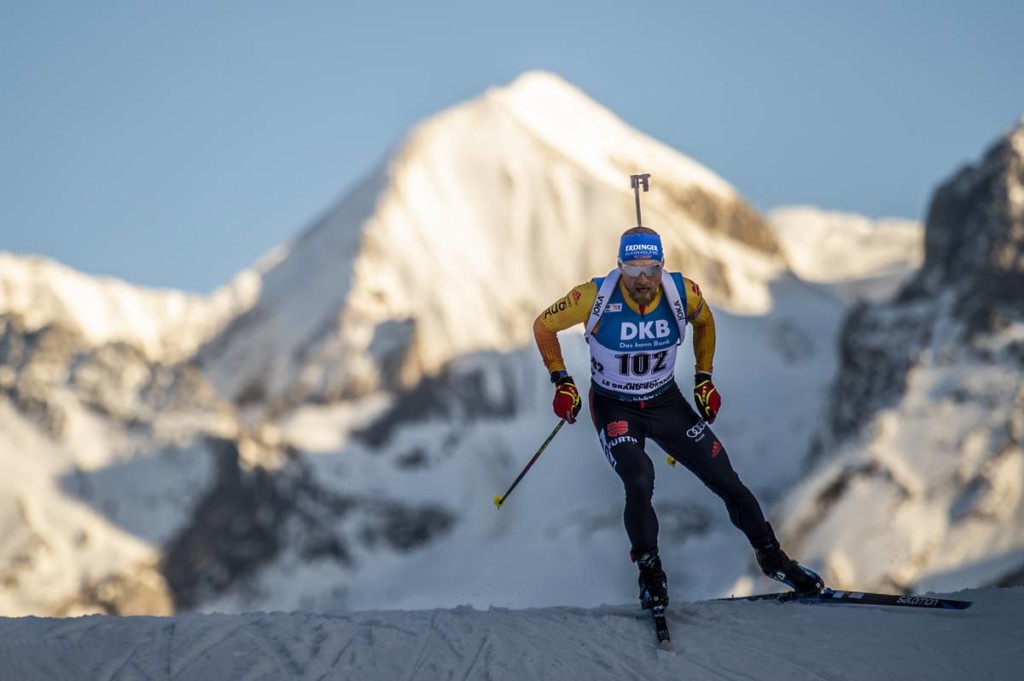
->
[754,524,824,595]
[633,548,669,610]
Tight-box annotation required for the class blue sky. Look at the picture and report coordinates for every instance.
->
[2,1,1022,293]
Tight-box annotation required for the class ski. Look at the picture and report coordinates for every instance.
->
[717,588,972,611]
[651,605,672,650]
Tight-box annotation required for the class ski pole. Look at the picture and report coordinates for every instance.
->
[494,419,566,509]
[630,173,651,227]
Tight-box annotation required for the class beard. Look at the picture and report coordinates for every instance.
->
[628,280,657,306]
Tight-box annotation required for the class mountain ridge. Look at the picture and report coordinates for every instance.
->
[0,250,259,362]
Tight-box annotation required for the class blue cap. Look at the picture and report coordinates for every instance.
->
[618,233,664,262]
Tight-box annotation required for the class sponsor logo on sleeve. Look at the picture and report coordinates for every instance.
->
[543,296,571,318]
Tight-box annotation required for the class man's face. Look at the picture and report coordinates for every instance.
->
[619,259,662,306]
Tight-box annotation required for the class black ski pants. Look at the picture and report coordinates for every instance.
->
[588,382,771,555]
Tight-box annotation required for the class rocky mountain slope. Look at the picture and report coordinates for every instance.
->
[778,119,1024,592]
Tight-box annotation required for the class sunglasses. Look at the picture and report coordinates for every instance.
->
[619,261,663,278]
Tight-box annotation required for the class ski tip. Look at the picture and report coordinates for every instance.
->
[657,640,676,654]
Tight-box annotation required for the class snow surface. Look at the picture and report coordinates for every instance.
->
[0,587,1016,680]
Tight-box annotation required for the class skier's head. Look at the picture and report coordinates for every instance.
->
[618,226,663,306]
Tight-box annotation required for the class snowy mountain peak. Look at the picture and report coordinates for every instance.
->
[1011,115,1024,141]
[908,114,1024,301]
[201,72,781,408]
[486,70,737,198]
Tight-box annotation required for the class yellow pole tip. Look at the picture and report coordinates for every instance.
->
[666,455,676,466]
[494,496,504,509]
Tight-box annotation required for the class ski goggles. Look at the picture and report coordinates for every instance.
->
[618,260,663,278]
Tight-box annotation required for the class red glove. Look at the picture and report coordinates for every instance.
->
[693,373,721,423]
[552,376,582,424]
